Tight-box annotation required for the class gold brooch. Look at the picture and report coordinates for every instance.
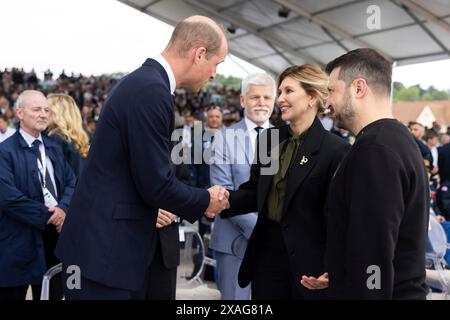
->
[300,156,308,165]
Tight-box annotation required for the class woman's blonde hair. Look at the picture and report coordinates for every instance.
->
[277,64,328,113]
[47,94,90,158]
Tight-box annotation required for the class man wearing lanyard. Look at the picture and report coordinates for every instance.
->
[0,90,76,300]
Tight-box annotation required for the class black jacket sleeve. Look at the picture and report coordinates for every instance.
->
[341,144,406,299]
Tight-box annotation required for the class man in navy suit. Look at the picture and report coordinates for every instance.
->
[56,15,230,300]
[0,90,76,300]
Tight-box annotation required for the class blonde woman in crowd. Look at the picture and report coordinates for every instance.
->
[47,93,90,179]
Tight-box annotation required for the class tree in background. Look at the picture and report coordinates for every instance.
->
[207,74,242,90]
[393,82,450,102]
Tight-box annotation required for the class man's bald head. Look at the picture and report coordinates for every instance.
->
[166,15,227,59]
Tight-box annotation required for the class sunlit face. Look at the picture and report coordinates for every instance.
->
[410,124,425,139]
[206,109,222,129]
[325,68,354,130]
[16,93,50,137]
[189,40,228,92]
[277,76,313,123]
[242,84,275,125]
[184,114,194,127]
[428,136,439,147]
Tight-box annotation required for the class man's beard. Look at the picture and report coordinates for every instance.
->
[245,105,271,123]
[334,90,354,131]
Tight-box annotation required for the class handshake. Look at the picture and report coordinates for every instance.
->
[205,185,230,218]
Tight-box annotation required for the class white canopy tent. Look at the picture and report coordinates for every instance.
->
[118,0,450,74]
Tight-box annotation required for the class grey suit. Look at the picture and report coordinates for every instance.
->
[210,119,268,300]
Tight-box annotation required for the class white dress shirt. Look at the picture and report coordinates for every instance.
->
[153,54,176,95]
[431,145,438,168]
[245,117,270,153]
[182,125,192,148]
[20,129,57,196]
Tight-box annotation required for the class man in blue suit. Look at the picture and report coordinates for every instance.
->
[210,73,276,299]
[55,16,230,300]
[0,90,76,300]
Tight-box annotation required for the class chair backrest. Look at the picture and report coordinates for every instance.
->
[427,215,448,261]
[40,263,63,300]
[426,214,449,299]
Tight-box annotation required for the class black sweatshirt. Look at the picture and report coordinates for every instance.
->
[326,118,430,299]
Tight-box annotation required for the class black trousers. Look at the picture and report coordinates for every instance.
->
[32,224,63,300]
[146,233,177,300]
[62,265,152,300]
[251,217,303,300]
[0,286,28,300]
[62,236,177,300]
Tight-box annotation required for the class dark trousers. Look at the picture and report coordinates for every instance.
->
[61,240,177,300]
[0,286,28,300]
[31,224,63,300]
[251,217,303,300]
[62,265,152,300]
[146,234,177,300]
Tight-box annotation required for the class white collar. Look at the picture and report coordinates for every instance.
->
[153,54,176,95]
[244,117,270,132]
[19,128,43,148]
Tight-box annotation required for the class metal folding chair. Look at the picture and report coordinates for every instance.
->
[426,213,450,299]
[40,263,63,300]
[178,224,216,288]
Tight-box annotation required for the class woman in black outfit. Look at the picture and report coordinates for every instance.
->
[221,64,350,299]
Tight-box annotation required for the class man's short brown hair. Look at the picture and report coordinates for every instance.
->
[424,129,438,142]
[325,48,392,97]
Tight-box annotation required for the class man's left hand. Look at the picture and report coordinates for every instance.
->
[156,209,177,228]
[48,207,66,233]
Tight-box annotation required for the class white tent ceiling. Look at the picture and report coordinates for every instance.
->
[118,0,450,75]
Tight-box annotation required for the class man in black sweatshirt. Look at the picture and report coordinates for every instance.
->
[300,48,429,299]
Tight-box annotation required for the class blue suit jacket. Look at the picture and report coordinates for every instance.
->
[0,131,76,286]
[210,119,266,258]
[55,59,210,291]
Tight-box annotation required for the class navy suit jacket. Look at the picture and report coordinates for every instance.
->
[55,59,210,291]
[0,131,76,286]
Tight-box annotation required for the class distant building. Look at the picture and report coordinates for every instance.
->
[393,100,450,131]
